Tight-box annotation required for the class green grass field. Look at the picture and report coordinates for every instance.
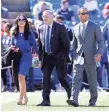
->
[1,91,109,111]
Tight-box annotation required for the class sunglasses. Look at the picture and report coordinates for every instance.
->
[18,19,25,22]
[79,12,88,15]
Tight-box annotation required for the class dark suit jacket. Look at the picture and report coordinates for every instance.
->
[38,21,70,69]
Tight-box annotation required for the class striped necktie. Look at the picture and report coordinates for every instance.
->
[45,26,50,53]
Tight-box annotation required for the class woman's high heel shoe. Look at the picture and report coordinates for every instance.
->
[23,97,28,105]
[17,99,23,105]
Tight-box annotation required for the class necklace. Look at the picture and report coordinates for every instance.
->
[20,33,23,36]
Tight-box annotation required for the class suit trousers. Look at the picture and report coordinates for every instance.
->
[1,69,7,86]
[42,53,71,101]
[71,63,98,104]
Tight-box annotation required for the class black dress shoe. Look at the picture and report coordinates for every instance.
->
[67,100,79,107]
[88,103,96,106]
[37,101,51,106]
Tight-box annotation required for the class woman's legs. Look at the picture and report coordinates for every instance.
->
[22,76,28,104]
[18,74,27,104]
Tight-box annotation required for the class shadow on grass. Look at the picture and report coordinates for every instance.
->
[29,104,109,107]
[31,104,69,107]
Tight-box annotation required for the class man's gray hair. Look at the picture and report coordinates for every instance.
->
[43,10,54,15]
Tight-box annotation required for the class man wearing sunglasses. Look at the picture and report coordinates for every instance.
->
[67,7,104,107]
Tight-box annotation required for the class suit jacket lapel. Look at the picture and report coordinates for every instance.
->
[84,21,90,40]
[50,22,55,44]
[42,22,56,48]
[41,25,46,48]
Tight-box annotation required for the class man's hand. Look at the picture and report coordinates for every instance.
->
[94,54,102,62]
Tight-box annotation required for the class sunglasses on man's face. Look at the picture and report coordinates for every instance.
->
[18,19,25,22]
[79,12,89,15]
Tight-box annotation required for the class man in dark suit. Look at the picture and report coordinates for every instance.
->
[37,10,71,106]
[67,7,104,107]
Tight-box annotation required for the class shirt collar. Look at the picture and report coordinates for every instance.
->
[46,22,53,28]
[80,20,89,26]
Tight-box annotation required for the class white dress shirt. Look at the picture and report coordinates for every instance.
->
[74,21,89,65]
[80,20,89,37]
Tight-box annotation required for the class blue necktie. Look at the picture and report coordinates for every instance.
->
[45,26,50,53]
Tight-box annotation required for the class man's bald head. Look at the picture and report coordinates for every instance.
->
[42,10,54,25]
[78,7,88,15]
[78,7,89,23]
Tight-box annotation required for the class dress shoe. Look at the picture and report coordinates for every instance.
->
[37,101,51,106]
[88,103,96,106]
[67,99,79,107]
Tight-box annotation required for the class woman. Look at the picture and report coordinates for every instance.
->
[11,14,37,105]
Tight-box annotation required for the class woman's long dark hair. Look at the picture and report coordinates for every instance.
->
[12,14,30,40]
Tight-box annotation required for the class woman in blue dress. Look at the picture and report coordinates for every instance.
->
[11,14,38,105]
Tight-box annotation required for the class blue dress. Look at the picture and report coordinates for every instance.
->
[12,31,37,76]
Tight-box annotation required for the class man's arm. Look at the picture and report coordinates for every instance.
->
[60,24,70,57]
[95,24,104,62]
[95,25,104,55]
